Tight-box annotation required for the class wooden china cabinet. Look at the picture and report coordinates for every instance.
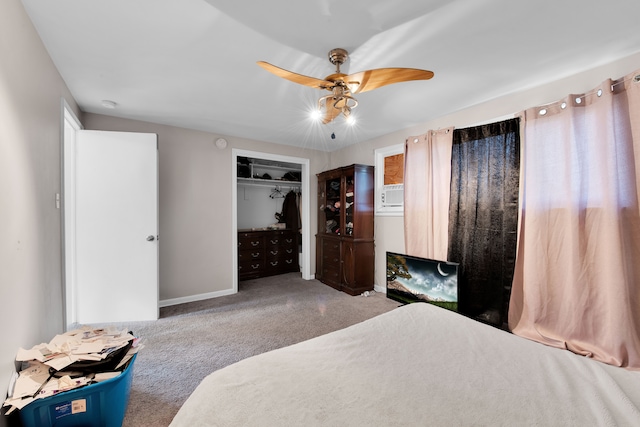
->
[316,164,374,295]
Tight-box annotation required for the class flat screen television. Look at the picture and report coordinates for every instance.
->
[386,251,459,312]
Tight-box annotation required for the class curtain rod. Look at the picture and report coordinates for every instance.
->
[533,72,640,112]
[578,72,640,101]
[610,73,640,89]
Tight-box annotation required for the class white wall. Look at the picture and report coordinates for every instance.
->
[331,51,640,291]
[237,185,297,230]
[0,0,81,423]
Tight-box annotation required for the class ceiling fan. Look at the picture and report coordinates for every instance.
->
[257,48,434,125]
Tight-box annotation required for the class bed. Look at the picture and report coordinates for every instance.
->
[170,302,640,426]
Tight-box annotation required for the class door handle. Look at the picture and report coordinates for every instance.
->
[146,235,156,241]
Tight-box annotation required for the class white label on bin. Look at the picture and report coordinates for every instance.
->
[53,402,72,419]
[72,399,87,414]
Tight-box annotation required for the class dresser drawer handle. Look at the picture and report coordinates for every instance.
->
[251,252,260,258]
[285,249,293,254]
[270,261,279,266]
[251,264,260,270]
[270,250,278,255]
[285,239,293,243]
[270,239,279,244]
[285,259,293,264]
[251,241,260,247]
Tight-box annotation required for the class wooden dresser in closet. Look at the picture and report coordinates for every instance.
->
[237,229,299,280]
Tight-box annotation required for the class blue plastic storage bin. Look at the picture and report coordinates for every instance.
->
[19,354,136,427]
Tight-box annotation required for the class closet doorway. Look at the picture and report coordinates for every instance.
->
[231,149,311,293]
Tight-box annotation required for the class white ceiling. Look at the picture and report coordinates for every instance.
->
[20,0,640,151]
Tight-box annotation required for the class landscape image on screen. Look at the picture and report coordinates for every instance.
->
[386,252,458,312]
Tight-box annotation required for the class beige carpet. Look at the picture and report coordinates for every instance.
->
[117,273,399,426]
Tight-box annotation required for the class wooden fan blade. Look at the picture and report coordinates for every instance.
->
[257,61,333,89]
[345,68,434,94]
[321,97,345,124]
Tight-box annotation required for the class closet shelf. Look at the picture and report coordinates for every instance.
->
[238,162,301,173]
[237,177,301,188]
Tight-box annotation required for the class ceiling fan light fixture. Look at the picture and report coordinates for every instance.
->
[317,89,358,124]
[339,94,358,110]
[318,94,330,109]
[345,114,356,126]
[338,96,357,124]
[258,47,433,126]
[310,107,323,121]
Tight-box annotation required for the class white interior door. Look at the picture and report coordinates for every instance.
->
[75,130,158,323]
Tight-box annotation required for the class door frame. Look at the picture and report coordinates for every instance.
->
[61,99,82,329]
[231,149,312,293]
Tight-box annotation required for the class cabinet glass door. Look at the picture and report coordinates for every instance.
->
[344,173,354,236]
[323,176,341,234]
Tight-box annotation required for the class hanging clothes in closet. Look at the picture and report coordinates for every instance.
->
[281,190,301,231]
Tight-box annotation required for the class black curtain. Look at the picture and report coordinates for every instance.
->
[448,118,520,328]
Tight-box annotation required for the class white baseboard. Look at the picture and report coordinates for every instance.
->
[159,288,236,308]
[374,284,386,294]
[160,278,379,307]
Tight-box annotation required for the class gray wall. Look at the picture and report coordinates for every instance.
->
[0,0,81,423]
[83,113,329,302]
[237,185,300,230]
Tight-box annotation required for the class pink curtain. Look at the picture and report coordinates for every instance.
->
[404,128,454,260]
[509,69,640,369]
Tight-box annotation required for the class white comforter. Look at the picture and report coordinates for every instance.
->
[170,303,640,426]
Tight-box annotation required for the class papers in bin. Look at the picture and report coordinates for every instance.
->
[2,326,143,415]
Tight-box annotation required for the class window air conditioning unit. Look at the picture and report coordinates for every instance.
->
[381,184,404,207]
